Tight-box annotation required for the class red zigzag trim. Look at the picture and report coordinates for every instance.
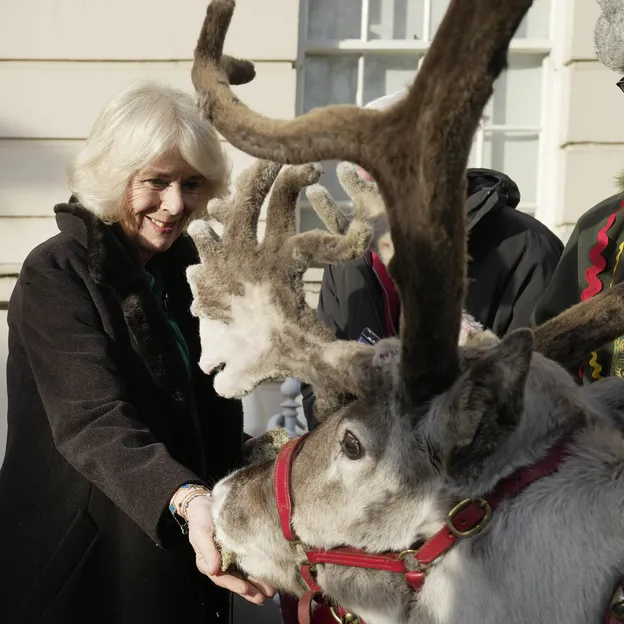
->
[581,203,624,301]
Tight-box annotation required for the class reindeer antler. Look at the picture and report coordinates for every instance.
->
[534,281,624,372]
[186,161,373,416]
[219,54,255,86]
[192,0,533,405]
[306,162,393,264]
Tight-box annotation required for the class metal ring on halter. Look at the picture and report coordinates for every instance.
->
[329,607,361,624]
[446,497,493,538]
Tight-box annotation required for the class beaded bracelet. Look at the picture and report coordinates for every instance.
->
[169,483,211,534]
[180,490,211,518]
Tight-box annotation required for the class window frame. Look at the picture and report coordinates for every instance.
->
[296,0,561,225]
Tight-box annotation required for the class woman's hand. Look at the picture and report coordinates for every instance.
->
[185,494,275,605]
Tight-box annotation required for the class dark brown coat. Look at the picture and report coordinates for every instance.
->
[0,201,243,624]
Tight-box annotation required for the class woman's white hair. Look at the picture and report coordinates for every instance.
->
[68,80,230,222]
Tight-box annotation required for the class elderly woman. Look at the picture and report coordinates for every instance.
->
[0,81,272,624]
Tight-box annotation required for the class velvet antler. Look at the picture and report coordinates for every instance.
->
[186,161,372,417]
[306,162,393,264]
[534,281,624,372]
[193,0,534,405]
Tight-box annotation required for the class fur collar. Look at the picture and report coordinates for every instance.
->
[53,201,201,427]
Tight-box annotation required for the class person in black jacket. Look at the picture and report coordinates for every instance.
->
[302,165,563,429]
[0,81,272,624]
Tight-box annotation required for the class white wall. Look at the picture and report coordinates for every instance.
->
[551,0,624,236]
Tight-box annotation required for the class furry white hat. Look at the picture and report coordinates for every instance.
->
[595,0,624,72]
[363,88,409,111]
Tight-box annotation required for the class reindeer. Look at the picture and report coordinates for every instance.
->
[185,1,624,622]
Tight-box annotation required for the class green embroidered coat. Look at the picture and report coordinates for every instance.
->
[533,191,624,381]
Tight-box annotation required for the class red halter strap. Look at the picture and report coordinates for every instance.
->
[273,435,573,624]
[274,434,309,544]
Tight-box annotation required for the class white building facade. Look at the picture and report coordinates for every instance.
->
[0,0,620,459]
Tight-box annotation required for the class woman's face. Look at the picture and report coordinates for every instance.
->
[124,152,209,261]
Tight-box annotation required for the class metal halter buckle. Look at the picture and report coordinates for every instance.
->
[329,607,362,624]
[446,497,493,538]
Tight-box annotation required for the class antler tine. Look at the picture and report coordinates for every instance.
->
[288,226,372,270]
[336,162,379,220]
[221,160,282,250]
[262,164,322,254]
[335,162,391,259]
[220,54,255,86]
[194,0,255,87]
[187,219,222,263]
[535,281,624,371]
[207,198,229,224]
[305,184,350,235]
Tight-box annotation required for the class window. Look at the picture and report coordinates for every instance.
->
[297,0,553,231]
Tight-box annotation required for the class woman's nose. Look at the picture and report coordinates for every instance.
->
[162,185,185,215]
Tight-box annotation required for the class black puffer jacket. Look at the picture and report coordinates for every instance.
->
[302,168,563,428]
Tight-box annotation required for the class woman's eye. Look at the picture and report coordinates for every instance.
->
[145,178,167,189]
[182,180,201,192]
[340,431,363,460]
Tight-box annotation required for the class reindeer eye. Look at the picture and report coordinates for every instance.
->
[341,431,363,460]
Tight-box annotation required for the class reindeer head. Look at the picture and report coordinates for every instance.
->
[209,329,591,621]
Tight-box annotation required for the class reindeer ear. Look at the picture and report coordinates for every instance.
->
[441,329,534,476]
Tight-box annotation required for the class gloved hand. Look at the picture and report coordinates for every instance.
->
[183,491,275,605]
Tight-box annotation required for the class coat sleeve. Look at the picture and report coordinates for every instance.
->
[301,264,345,429]
[16,254,202,548]
[492,231,564,335]
[531,224,582,328]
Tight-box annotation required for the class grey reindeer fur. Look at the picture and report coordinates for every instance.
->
[186,1,624,623]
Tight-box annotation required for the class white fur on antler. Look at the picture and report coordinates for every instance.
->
[186,161,374,416]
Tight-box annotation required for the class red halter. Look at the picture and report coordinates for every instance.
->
[273,433,624,624]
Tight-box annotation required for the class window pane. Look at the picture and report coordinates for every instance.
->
[363,55,419,104]
[430,0,452,40]
[483,131,540,204]
[514,0,551,39]
[300,158,353,234]
[303,56,359,111]
[430,0,549,42]
[490,55,544,127]
[367,0,425,41]
[302,55,358,214]
[307,0,362,40]
[468,137,481,169]
[300,204,330,233]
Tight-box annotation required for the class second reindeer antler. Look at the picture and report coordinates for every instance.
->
[186,161,373,416]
